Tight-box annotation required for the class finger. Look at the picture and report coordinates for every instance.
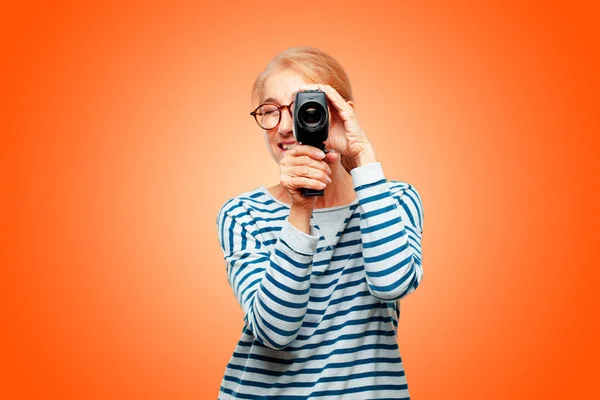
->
[287,144,326,160]
[299,83,347,111]
[317,84,355,117]
[290,177,327,191]
[323,151,339,165]
[285,155,331,175]
[287,165,331,183]
[298,84,320,92]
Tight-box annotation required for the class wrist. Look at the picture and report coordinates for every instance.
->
[289,203,313,234]
[290,202,314,214]
[354,144,377,168]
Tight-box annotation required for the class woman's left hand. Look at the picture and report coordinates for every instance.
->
[299,84,377,167]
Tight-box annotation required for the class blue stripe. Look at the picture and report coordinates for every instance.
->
[412,252,422,265]
[404,223,420,237]
[238,343,398,365]
[396,195,416,227]
[238,202,289,214]
[340,225,361,235]
[368,263,415,292]
[260,283,308,310]
[344,210,360,221]
[324,289,372,309]
[310,384,409,398]
[240,222,248,250]
[288,327,393,351]
[281,237,313,257]
[269,258,310,282]
[235,195,275,206]
[232,256,267,287]
[259,226,282,235]
[309,277,365,303]
[310,265,347,277]
[256,296,304,323]
[263,238,277,246]
[296,314,393,341]
[354,178,386,192]
[221,383,409,400]
[239,276,261,304]
[220,387,303,400]
[226,356,402,377]
[252,312,283,349]
[310,265,364,289]
[312,251,361,267]
[236,264,266,295]
[243,327,394,351]
[254,306,300,338]
[311,301,384,324]
[223,369,404,389]
[365,254,412,278]
[226,199,287,216]
[362,228,406,249]
[275,248,310,270]
[228,250,249,278]
[405,185,423,215]
[362,216,402,233]
[363,241,409,263]
[218,210,227,249]
[265,273,310,296]
[334,238,362,248]
[227,216,235,253]
[409,242,422,258]
[360,203,397,219]
[360,191,391,205]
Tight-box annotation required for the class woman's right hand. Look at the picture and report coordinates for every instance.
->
[280,144,333,210]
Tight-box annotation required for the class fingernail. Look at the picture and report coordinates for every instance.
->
[326,176,332,183]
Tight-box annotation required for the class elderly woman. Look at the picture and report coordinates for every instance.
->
[216,46,424,399]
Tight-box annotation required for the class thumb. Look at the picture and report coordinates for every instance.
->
[323,150,339,164]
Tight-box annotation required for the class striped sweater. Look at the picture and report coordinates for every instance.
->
[216,162,424,399]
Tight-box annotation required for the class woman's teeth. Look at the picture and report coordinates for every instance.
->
[281,143,296,150]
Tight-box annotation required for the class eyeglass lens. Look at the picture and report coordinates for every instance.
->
[255,104,293,130]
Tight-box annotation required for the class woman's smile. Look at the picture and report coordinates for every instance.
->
[278,141,297,151]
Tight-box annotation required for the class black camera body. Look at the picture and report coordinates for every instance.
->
[293,90,329,197]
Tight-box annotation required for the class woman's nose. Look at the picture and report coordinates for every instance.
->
[278,108,293,135]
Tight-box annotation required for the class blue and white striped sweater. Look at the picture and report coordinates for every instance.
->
[216,162,424,399]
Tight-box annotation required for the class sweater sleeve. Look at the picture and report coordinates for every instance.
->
[216,203,319,350]
[350,162,424,302]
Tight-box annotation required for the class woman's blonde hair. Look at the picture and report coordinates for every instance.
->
[251,46,357,173]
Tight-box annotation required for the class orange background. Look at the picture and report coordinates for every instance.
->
[1,1,598,399]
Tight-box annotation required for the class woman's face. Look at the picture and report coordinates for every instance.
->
[260,69,312,164]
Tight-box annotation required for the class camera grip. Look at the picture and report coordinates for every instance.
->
[300,144,328,197]
[301,187,325,197]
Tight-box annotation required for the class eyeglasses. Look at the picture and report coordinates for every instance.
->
[250,101,295,130]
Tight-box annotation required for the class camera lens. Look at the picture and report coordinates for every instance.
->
[304,107,320,124]
[300,105,324,126]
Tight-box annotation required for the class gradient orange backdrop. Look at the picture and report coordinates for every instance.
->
[1,1,599,399]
